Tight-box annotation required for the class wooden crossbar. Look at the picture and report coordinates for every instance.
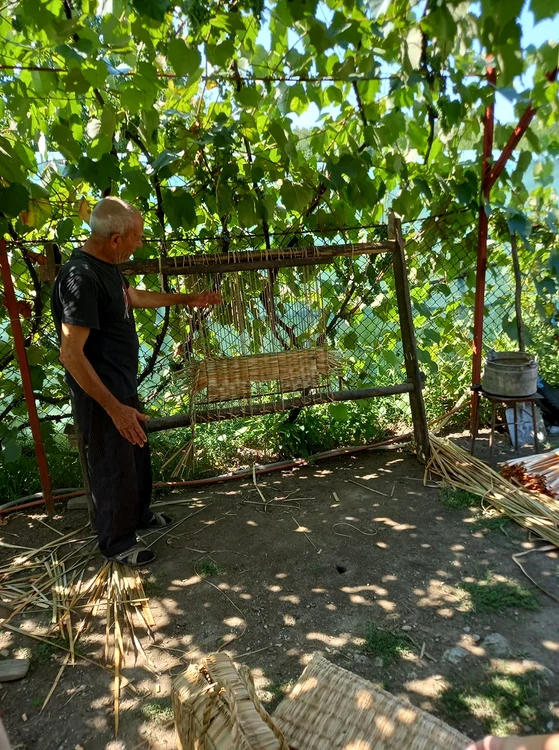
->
[146,383,414,432]
[121,241,395,276]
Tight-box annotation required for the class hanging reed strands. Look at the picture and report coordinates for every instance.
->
[427,434,559,547]
[501,449,559,498]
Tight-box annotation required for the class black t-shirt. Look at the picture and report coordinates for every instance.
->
[51,249,139,400]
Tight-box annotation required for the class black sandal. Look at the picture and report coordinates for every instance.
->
[104,543,156,568]
[138,511,173,529]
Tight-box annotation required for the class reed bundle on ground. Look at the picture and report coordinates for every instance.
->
[501,449,559,498]
[0,528,154,734]
[104,562,155,734]
[427,434,559,547]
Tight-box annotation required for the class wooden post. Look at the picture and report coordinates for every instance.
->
[38,243,59,283]
[471,66,497,427]
[510,232,525,352]
[389,214,430,463]
[70,400,96,532]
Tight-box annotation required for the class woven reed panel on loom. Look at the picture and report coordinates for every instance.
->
[188,349,339,403]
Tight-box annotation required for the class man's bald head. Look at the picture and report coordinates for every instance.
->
[89,197,142,239]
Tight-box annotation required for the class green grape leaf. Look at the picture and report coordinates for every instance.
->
[57,217,74,243]
[0,183,29,217]
[163,188,197,230]
[530,0,556,20]
[132,0,170,21]
[342,330,359,349]
[167,39,201,77]
[328,403,349,421]
[280,180,313,213]
[152,150,181,172]
[237,195,258,227]
[2,433,21,463]
[52,123,82,163]
[77,153,120,192]
[236,86,261,108]
[26,344,44,366]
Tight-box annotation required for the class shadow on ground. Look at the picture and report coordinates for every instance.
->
[1,429,557,749]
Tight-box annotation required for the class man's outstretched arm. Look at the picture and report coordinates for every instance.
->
[466,735,559,750]
[127,287,222,309]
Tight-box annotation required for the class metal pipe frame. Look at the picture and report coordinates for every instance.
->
[0,239,54,517]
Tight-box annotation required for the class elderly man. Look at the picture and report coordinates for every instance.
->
[52,197,220,567]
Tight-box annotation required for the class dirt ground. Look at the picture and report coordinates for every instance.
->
[1,428,558,750]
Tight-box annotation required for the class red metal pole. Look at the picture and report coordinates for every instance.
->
[486,67,557,193]
[471,66,496,418]
[471,65,557,428]
[0,239,54,517]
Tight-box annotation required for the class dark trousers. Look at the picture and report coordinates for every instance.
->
[72,391,152,557]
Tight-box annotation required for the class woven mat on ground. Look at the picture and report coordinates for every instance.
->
[173,652,288,750]
[272,655,471,750]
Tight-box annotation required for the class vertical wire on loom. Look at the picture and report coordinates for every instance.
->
[186,269,200,476]
[248,248,261,417]
[183,270,211,477]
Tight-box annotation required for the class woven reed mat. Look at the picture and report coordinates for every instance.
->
[186,349,339,403]
[172,652,289,750]
[272,655,471,750]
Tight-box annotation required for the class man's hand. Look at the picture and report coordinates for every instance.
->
[466,737,559,750]
[109,403,149,446]
[185,291,222,308]
[466,739,510,750]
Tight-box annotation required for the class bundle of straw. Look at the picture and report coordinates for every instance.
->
[161,438,195,479]
[427,434,559,547]
[0,529,154,735]
[104,562,155,734]
[501,449,559,499]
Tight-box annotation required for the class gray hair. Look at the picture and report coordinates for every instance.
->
[89,197,141,237]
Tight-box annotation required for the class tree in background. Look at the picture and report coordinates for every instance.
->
[0,0,558,469]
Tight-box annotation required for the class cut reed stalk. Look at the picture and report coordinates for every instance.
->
[501,448,559,499]
[1,526,154,736]
[427,434,559,547]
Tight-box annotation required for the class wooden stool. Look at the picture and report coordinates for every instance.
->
[471,387,543,466]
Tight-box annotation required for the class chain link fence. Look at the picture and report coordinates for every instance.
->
[1,208,557,493]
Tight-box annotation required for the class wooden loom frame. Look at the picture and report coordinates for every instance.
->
[124,217,430,463]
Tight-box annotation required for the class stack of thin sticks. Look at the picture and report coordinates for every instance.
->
[501,450,559,498]
[161,438,195,479]
[104,562,155,734]
[427,434,559,547]
[0,528,154,733]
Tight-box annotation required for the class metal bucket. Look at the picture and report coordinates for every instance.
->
[482,351,538,398]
